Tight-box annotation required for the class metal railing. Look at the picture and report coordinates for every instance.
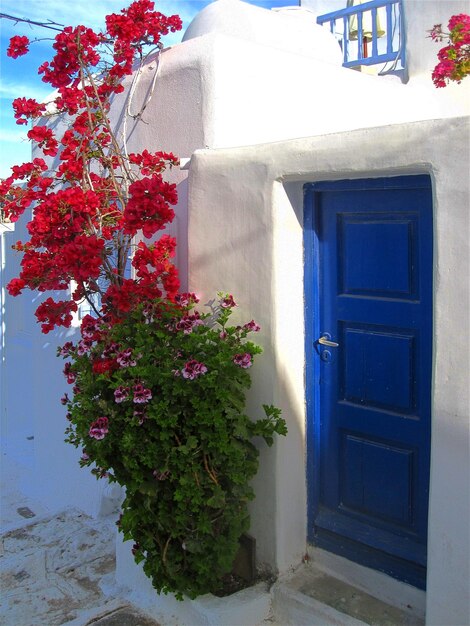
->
[317,0,404,70]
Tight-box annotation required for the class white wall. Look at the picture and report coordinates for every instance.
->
[187,116,470,624]
[3,2,469,619]
[0,216,107,515]
[403,1,470,81]
[110,20,470,152]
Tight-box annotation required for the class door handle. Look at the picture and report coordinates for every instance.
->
[317,335,339,348]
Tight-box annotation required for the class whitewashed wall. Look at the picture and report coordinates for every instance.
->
[2,1,469,621]
[187,115,470,625]
[0,217,107,515]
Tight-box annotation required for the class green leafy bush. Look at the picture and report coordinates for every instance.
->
[61,293,286,598]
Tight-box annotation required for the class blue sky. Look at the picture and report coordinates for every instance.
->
[0,0,297,179]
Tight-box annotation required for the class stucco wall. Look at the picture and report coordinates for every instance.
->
[0,218,107,515]
[187,116,470,625]
[3,2,469,619]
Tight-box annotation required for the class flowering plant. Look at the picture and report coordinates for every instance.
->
[2,0,183,331]
[3,0,286,597]
[61,294,286,598]
[429,13,470,87]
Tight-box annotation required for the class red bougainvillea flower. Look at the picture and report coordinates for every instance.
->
[6,277,26,296]
[122,177,177,238]
[12,97,47,125]
[233,353,253,369]
[27,125,59,157]
[7,35,29,58]
[129,150,179,175]
[132,237,177,281]
[181,360,208,380]
[4,1,183,334]
[35,298,78,333]
[89,416,109,440]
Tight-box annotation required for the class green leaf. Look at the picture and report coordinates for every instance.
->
[206,487,226,508]
[137,480,158,496]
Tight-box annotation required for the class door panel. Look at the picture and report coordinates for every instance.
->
[305,176,432,589]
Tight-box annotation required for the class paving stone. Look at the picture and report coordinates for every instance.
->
[84,606,161,625]
[0,510,118,626]
[16,506,36,519]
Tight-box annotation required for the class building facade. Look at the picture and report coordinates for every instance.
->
[1,1,469,623]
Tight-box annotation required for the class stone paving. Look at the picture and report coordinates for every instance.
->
[0,448,161,626]
[0,507,163,626]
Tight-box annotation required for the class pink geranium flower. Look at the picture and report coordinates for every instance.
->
[175,312,203,334]
[133,383,152,403]
[116,348,139,367]
[77,339,93,355]
[243,320,261,333]
[114,385,130,403]
[233,353,252,369]
[181,360,208,380]
[58,341,75,357]
[220,294,237,308]
[89,416,109,440]
[134,408,147,424]
[175,292,199,307]
[63,362,76,384]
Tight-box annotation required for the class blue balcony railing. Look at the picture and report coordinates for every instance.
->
[317,0,404,70]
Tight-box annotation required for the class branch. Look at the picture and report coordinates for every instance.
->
[0,12,64,32]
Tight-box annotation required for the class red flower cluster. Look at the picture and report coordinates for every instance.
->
[3,1,183,333]
[12,97,47,125]
[106,0,181,63]
[123,176,177,238]
[430,14,470,87]
[129,150,179,175]
[27,125,59,157]
[7,35,29,58]
[35,298,78,333]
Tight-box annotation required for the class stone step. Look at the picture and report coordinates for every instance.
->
[271,565,425,626]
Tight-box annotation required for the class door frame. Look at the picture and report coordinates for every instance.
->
[303,175,433,588]
[304,181,322,542]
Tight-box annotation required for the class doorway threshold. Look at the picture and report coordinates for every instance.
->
[271,548,425,625]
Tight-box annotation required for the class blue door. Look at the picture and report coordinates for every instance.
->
[304,176,432,589]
